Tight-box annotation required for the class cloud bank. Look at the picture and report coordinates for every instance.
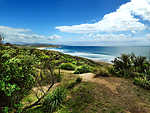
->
[0,26,61,44]
[56,0,150,34]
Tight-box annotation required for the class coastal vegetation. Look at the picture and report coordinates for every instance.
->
[0,44,101,113]
[60,63,76,70]
[74,65,92,74]
[111,54,150,89]
[1,44,150,113]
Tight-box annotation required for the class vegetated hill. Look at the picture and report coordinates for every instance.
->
[0,44,105,68]
[1,45,150,113]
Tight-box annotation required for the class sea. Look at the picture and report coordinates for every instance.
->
[42,46,150,63]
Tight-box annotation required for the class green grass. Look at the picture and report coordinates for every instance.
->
[60,63,76,70]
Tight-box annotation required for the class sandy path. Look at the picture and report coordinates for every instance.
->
[79,73,120,94]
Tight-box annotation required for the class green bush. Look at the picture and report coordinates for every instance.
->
[94,67,110,77]
[111,53,150,89]
[42,87,67,113]
[134,77,150,89]
[112,53,150,77]
[0,50,37,112]
[60,63,76,70]
[74,65,92,74]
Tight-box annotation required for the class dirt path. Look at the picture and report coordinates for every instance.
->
[78,73,150,113]
[79,73,120,94]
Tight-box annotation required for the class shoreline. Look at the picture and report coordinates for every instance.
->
[36,47,112,65]
[37,47,47,50]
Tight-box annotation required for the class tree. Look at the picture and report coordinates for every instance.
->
[23,55,56,111]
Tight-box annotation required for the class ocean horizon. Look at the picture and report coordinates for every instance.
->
[41,46,150,63]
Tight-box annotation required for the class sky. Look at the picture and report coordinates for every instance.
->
[0,0,150,46]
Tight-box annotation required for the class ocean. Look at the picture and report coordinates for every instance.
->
[43,46,150,63]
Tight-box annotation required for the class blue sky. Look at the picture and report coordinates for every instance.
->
[0,0,150,46]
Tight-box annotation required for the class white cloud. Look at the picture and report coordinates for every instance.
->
[0,26,31,34]
[0,26,62,43]
[48,34,62,40]
[56,0,150,34]
[130,0,150,21]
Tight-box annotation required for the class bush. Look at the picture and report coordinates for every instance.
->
[111,53,150,89]
[74,65,92,74]
[42,87,67,113]
[60,63,76,70]
[94,67,110,77]
[134,77,150,89]
[0,50,37,112]
[112,53,150,77]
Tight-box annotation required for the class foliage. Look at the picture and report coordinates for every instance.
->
[134,77,150,89]
[74,65,92,74]
[0,45,101,112]
[0,48,37,112]
[60,63,76,70]
[111,53,150,89]
[112,54,150,77]
[94,67,110,77]
[42,87,67,113]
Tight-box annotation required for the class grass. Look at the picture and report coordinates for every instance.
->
[57,70,150,113]
[22,68,150,113]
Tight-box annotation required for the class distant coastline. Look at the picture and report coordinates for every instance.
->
[38,46,150,63]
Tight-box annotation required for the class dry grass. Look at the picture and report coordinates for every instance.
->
[59,70,150,113]
[23,69,150,113]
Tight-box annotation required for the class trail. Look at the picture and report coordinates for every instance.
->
[79,73,120,94]
[79,73,150,113]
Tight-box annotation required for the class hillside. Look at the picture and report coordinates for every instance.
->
[26,70,150,113]
[1,45,150,113]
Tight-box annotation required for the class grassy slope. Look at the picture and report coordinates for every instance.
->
[25,70,150,113]
[56,71,150,113]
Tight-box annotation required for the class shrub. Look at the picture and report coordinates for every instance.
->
[111,53,150,77]
[94,67,110,77]
[0,52,37,112]
[111,53,150,89]
[72,61,77,65]
[130,72,146,78]
[60,63,76,70]
[42,87,67,113]
[74,65,92,74]
[134,77,150,89]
